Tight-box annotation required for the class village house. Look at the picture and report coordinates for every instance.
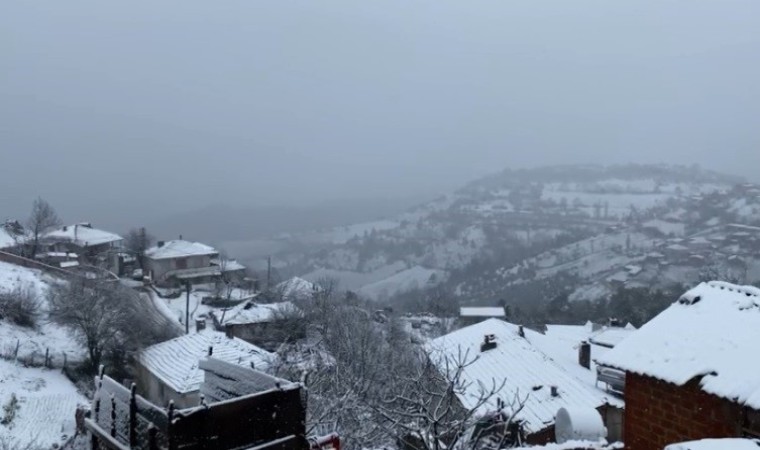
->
[143,239,246,287]
[458,306,506,326]
[136,330,274,408]
[427,319,623,446]
[597,281,760,450]
[41,223,123,269]
[212,300,303,351]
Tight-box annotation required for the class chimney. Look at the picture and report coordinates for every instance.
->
[179,234,183,240]
[208,346,213,356]
[62,225,68,232]
[224,325,234,339]
[551,385,559,397]
[195,318,206,331]
[480,334,497,352]
[518,325,525,338]
[157,241,165,248]
[579,340,591,369]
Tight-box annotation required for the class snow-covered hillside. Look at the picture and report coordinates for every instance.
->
[281,165,741,302]
[0,359,87,449]
[0,261,86,364]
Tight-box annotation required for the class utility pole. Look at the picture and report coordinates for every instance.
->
[266,256,271,291]
[185,281,191,335]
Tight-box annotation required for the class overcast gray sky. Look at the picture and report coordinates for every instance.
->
[2,0,759,223]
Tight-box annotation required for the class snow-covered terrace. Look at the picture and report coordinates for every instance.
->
[598,281,760,410]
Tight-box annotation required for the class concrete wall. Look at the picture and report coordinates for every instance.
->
[624,372,751,450]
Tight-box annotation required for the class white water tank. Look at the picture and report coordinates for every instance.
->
[555,407,607,444]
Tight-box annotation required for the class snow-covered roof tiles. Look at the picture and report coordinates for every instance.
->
[222,301,298,326]
[45,224,123,247]
[139,331,274,394]
[459,307,505,318]
[597,281,760,410]
[145,240,217,260]
[427,319,618,434]
[664,438,760,450]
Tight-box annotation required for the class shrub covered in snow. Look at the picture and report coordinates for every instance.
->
[0,284,41,328]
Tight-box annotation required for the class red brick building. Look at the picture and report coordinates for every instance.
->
[598,281,760,450]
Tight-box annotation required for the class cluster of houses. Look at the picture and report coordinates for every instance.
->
[131,278,760,449]
[429,281,760,450]
[0,221,248,287]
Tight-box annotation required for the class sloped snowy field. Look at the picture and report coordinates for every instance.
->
[0,359,87,449]
[0,262,87,365]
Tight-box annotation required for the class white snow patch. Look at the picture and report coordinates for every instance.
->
[0,359,87,448]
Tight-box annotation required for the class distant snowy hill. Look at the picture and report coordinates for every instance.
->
[278,164,744,302]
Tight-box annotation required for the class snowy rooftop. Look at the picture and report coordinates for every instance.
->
[664,438,760,450]
[222,301,298,326]
[277,277,317,300]
[597,281,760,410]
[45,223,123,247]
[139,330,274,394]
[210,258,246,272]
[427,319,619,434]
[588,327,635,349]
[145,240,218,260]
[459,306,506,318]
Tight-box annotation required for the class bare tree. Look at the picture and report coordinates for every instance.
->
[124,227,154,270]
[371,346,528,450]
[47,279,163,372]
[26,197,62,258]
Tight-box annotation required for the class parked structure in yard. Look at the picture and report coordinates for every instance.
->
[212,300,303,351]
[597,281,760,450]
[458,306,506,325]
[427,319,623,446]
[143,239,246,286]
[136,330,274,408]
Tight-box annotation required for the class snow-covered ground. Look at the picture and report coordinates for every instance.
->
[0,359,87,449]
[359,266,445,300]
[0,262,86,365]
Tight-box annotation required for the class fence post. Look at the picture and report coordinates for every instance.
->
[129,383,138,447]
[148,424,158,450]
[167,400,176,450]
[14,339,19,359]
[110,394,117,438]
[45,348,50,368]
